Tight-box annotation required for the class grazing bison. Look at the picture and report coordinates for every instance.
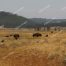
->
[13,34,20,40]
[5,34,12,38]
[1,40,4,42]
[51,31,53,33]
[10,34,13,36]
[5,35,9,37]
[33,33,42,37]
[45,35,48,37]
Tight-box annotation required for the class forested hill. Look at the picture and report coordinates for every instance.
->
[0,11,66,28]
[0,11,28,28]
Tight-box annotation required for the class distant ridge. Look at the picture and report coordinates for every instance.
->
[0,11,28,28]
[0,11,66,28]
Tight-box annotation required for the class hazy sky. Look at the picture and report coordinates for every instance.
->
[0,0,66,18]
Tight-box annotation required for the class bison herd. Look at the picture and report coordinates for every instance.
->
[0,32,50,43]
[4,32,49,40]
[4,33,43,40]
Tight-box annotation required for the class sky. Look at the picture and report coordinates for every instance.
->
[0,0,66,19]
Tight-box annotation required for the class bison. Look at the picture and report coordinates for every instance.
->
[4,34,13,38]
[51,31,53,33]
[5,35,9,37]
[33,33,42,37]
[13,34,20,40]
[45,35,48,37]
[1,40,5,42]
[10,34,13,37]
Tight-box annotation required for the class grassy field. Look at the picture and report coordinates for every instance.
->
[0,29,66,66]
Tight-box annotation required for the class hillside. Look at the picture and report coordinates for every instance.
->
[0,11,66,28]
[0,11,28,28]
[30,18,66,27]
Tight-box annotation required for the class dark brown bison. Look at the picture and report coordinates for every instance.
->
[1,40,4,42]
[10,34,13,36]
[13,34,20,40]
[5,35,9,37]
[51,31,53,33]
[5,34,13,37]
[45,35,48,37]
[33,33,42,37]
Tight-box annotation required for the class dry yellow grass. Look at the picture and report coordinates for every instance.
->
[0,29,66,66]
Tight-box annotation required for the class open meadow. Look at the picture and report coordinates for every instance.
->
[0,28,66,66]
